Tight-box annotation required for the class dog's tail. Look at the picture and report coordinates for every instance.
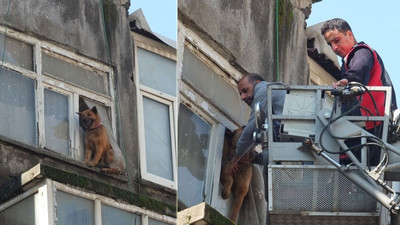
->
[106,149,114,164]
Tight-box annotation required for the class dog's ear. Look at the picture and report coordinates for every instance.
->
[91,106,98,114]
[76,112,82,115]
[225,128,235,138]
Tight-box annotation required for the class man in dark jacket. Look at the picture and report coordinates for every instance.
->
[321,18,397,165]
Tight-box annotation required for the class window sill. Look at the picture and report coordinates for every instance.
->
[0,134,127,183]
[177,202,234,225]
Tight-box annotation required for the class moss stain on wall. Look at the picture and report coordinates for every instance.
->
[42,164,176,217]
[278,0,294,41]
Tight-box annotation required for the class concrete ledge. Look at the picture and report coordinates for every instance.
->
[0,163,176,217]
[178,202,234,225]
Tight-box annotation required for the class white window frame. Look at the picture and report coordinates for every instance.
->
[138,90,176,185]
[42,84,74,155]
[177,22,248,210]
[0,25,116,161]
[133,33,178,190]
[53,181,176,225]
[0,179,176,225]
[0,180,53,225]
[178,94,224,206]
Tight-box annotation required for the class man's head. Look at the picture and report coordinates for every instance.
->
[321,18,357,58]
[238,73,264,106]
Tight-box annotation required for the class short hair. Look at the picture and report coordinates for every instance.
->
[321,18,352,36]
[241,73,264,84]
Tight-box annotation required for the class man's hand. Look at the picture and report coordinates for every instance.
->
[333,78,349,88]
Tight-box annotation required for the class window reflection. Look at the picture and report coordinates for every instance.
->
[178,104,211,208]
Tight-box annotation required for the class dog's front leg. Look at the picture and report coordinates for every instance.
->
[84,147,93,165]
[88,147,103,167]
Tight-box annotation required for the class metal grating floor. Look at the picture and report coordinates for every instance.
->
[269,166,378,213]
[269,214,379,225]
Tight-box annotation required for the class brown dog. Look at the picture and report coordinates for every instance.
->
[220,128,256,223]
[77,106,125,174]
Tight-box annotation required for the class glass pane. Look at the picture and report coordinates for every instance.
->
[44,89,69,155]
[0,33,33,70]
[57,191,94,225]
[178,104,211,208]
[0,194,35,225]
[138,48,176,97]
[149,218,169,225]
[102,204,141,225]
[182,48,250,124]
[143,96,173,180]
[42,53,107,95]
[0,68,36,146]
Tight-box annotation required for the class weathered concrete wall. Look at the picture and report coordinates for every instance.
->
[277,0,315,84]
[101,0,140,193]
[179,0,275,81]
[0,141,39,183]
[178,0,316,84]
[0,0,107,61]
[0,0,174,206]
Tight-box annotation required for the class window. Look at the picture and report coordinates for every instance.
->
[177,24,250,213]
[102,204,141,225]
[0,34,33,70]
[44,88,70,155]
[0,180,175,225]
[42,51,109,95]
[0,26,115,161]
[178,104,212,207]
[148,218,170,225]
[0,68,36,146]
[133,33,177,189]
[0,194,35,225]
[57,191,95,225]
[142,95,174,181]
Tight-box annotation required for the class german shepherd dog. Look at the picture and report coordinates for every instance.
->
[77,106,125,174]
[220,128,256,222]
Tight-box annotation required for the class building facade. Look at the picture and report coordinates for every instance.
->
[0,1,177,224]
[177,1,331,225]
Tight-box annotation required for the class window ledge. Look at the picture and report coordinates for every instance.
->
[178,202,234,225]
[0,134,127,183]
[140,178,176,195]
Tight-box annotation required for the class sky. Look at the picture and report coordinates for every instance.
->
[128,0,177,41]
[307,0,400,106]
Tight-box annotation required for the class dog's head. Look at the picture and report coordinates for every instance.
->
[76,106,101,130]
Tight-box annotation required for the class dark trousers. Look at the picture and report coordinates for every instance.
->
[339,124,383,166]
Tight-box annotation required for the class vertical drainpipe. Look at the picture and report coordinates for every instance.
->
[275,0,280,82]
[0,0,11,70]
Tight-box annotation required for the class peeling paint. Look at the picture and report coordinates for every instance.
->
[185,90,196,101]
[57,82,66,89]
[200,101,209,111]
